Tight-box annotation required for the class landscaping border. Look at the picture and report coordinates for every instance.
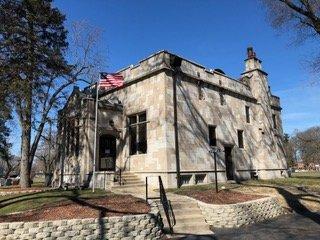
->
[197,196,286,228]
[0,200,163,240]
[0,188,52,196]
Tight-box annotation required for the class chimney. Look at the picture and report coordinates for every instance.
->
[244,47,262,72]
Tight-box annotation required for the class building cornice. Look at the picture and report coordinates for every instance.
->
[241,68,268,76]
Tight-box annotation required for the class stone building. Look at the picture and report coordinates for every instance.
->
[54,47,287,189]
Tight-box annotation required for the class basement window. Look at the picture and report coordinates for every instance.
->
[129,112,147,155]
[237,130,244,149]
[180,175,192,185]
[195,174,206,184]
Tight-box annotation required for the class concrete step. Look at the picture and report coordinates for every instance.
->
[121,175,141,179]
[112,183,145,189]
[169,202,199,209]
[121,179,144,184]
[175,214,204,221]
[161,213,205,226]
[121,172,139,176]
[173,223,213,235]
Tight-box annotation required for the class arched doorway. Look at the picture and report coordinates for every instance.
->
[99,134,116,171]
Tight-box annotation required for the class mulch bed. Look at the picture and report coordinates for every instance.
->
[180,189,265,204]
[0,195,150,222]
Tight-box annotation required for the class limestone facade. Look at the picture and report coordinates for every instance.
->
[54,48,287,188]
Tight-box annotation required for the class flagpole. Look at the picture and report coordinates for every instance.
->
[92,81,99,192]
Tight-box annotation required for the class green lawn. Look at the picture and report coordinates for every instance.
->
[168,171,320,194]
[246,172,320,191]
[0,189,108,216]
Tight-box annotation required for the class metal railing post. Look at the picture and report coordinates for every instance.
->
[145,177,148,203]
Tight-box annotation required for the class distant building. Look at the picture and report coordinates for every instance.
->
[54,47,287,188]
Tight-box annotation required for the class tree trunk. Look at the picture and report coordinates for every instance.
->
[44,172,53,187]
[19,89,33,188]
[20,123,31,188]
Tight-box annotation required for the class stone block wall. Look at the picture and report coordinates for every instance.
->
[0,201,163,240]
[197,197,286,228]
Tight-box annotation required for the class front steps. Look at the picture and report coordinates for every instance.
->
[111,172,145,190]
[157,194,213,238]
[110,173,213,238]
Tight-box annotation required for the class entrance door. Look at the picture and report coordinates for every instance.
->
[224,146,234,180]
[99,135,116,171]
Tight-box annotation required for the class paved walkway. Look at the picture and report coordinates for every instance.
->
[213,212,320,240]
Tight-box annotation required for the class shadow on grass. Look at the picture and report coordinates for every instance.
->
[293,176,320,180]
[239,182,320,225]
[0,189,147,240]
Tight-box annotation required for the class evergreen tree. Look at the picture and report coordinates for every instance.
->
[0,0,69,187]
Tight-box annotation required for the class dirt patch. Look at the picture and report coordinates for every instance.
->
[179,189,265,204]
[0,195,150,222]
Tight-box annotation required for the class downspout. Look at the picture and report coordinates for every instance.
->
[171,55,182,188]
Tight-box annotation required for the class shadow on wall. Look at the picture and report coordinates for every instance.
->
[176,75,259,176]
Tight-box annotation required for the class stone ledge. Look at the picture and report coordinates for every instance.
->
[0,188,55,196]
[196,196,286,228]
[0,200,163,240]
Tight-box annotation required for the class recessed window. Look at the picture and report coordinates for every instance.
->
[272,114,277,129]
[198,82,205,100]
[129,112,147,155]
[208,125,217,147]
[237,130,244,149]
[219,91,226,106]
[245,106,250,123]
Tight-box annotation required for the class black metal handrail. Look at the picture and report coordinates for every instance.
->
[146,176,175,233]
[115,166,122,185]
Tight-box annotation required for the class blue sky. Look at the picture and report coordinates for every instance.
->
[9,0,320,154]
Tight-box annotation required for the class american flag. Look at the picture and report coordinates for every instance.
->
[99,73,124,90]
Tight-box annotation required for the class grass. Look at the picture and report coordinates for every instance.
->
[168,171,320,194]
[0,189,109,216]
[168,171,320,211]
[245,172,320,191]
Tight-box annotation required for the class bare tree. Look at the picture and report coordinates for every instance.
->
[0,155,19,179]
[263,1,320,39]
[263,0,320,73]
[35,122,57,186]
[294,126,320,167]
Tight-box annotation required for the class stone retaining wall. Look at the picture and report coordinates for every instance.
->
[0,201,163,240]
[197,196,286,228]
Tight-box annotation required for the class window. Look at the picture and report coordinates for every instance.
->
[197,81,205,100]
[208,125,217,147]
[245,106,250,123]
[129,112,147,155]
[219,91,226,106]
[237,130,244,149]
[272,114,277,129]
